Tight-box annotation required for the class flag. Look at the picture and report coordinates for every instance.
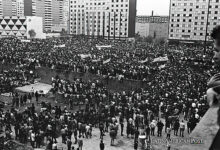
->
[138,58,148,64]
[153,56,169,63]
[92,59,101,62]
[159,64,166,69]
[54,44,65,48]
[103,58,111,64]
[79,54,92,59]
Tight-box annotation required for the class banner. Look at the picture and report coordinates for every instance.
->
[138,58,148,64]
[79,54,92,59]
[54,44,65,48]
[96,45,112,50]
[21,39,31,43]
[159,64,166,69]
[103,58,111,64]
[153,56,169,63]
[92,59,101,62]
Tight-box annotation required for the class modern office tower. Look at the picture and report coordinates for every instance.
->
[69,0,137,39]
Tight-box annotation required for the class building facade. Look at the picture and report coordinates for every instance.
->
[169,0,220,41]
[69,0,137,39]
[24,0,69,32]
[0,16,45,39]
[136,16,169,39]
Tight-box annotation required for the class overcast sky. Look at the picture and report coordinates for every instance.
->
[137,0,170,16]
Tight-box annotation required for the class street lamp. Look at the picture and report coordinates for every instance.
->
[204,0,211,53]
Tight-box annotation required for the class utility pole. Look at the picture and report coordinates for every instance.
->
[204,0,211,53]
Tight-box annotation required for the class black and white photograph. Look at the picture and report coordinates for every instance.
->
[0,0,219,150]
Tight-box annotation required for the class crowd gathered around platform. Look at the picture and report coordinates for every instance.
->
[0,35,217,149]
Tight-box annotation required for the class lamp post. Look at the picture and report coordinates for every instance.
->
[204,0,211,53]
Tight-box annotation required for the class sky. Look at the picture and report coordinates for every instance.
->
[137,0,170,16]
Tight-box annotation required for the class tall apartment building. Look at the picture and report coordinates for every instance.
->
[17,0,24,16]
[169,0,220,41]
[0,0,24,16]
[24,0,69,32]
[136,15,169,39]
[70,0,137,39]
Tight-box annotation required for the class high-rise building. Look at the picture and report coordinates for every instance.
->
[51,0,69,32]
[136,15,169,39]
[17,0,24,16]
[69,0,137,39]
[169,0,220,41]
[24,0,33,16]
[23,0,69,32]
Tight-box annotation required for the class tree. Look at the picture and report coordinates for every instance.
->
[61,28,67,36]
[28,29,36,39]
[144,35,154,43]
[155,37,166,45]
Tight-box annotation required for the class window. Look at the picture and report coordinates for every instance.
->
[196,6,199,8]
[215,11,218,14]
[200,33,203,36]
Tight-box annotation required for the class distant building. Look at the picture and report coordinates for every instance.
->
[169,0,220,41]
[69,0,137,39]
[24,0,69,32]
[135,15,169,39]
[0,16,45,39]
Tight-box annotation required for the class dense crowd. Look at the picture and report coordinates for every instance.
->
[0,35,216,150]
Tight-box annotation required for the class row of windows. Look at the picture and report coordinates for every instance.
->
[72,0,128,4]
[170,21,218,26]
[169,33,206,38]
[172,0,219,6]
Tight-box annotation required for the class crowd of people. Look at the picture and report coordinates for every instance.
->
[0,35,216,150]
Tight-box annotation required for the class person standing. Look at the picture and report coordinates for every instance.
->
[166,126,171,141]
[78,135,83,150]
[35,91,39,104]
[173,120,180,136]
[150,120,156,136]
[120,116,124,136]
[145,125,150,140]
[100,140,105,150]
[157,120,164,137]
[179,120,185,137]
[134,141,138,150]
[67,138,72,150]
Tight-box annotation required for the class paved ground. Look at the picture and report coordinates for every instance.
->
[0,94,192,150]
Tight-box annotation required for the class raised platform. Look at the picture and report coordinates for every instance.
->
[15,82,52,94]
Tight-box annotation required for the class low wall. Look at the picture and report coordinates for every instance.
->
[36,67,147,92]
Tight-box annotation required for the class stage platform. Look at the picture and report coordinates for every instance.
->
[15,82,52,94]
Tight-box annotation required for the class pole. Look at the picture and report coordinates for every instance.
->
[114,12,116,40]
[204,0,211,53]
[119,12,121,40]
[108,12,110,40]
[167,0,172,43]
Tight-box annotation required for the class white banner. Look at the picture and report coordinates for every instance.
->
[96,45,112,50]
[103,58,111,64]
[153,56,169,63]
[54,44,65,48]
